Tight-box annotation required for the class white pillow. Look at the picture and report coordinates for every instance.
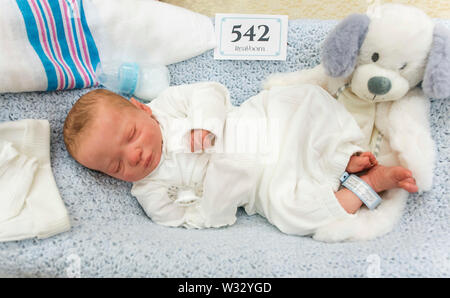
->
[84,0,217,66]
[0,0,215,93]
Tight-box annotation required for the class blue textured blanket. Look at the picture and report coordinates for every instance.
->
[0,19,449,277]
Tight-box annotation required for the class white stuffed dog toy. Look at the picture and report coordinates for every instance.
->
[264,3,450,242]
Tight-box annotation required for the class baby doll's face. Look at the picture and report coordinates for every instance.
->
[75,98,163,182]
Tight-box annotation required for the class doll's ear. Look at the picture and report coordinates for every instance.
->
[321,14,370,77]
[130,97,152,115]
[422,24,450,99]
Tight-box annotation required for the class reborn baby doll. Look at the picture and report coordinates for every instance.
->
[63,82,417,239]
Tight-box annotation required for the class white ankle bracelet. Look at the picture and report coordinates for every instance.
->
[340,172,382,210]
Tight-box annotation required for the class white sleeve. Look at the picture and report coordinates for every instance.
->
[131,178,214,229]
[149,82,232,144]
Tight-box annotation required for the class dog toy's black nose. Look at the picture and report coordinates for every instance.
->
[368,76,391,95]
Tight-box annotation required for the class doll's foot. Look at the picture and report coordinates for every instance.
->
[361,165,418,193]
[346,151,378,173]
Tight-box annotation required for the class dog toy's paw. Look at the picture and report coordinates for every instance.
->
[412,171,433,192]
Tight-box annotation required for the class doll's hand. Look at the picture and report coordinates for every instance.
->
[346,151,378,173]
[190,129,215,152]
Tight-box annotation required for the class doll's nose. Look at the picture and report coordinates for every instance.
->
[127,148,142,166]
[368,76,391,95]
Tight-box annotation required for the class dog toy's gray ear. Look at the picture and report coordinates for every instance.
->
[321,14,370,77]
[422,24,450,99]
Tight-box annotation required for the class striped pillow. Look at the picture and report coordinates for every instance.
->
[1,0,215,93]
[15,0,100,91]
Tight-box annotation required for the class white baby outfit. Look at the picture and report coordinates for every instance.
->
[132,82,364,236]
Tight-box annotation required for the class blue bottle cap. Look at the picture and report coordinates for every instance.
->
[118,62,139,95]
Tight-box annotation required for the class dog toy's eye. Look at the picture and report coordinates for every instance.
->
[371,52,379,62]
[399,63,407,70]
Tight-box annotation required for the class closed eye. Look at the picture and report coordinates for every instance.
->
[399,63,407,70]
[115,161,122,174]
[128,126,136,142]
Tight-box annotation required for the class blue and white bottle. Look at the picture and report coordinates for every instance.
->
[95,62,170,101]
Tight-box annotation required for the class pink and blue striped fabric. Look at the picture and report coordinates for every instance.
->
[15,0,100,91]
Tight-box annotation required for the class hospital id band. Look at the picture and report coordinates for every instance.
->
[339,172,382,210]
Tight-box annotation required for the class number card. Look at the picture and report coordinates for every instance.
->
[214,13,288,61]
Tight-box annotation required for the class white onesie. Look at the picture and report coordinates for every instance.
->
[131,82,364,236]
